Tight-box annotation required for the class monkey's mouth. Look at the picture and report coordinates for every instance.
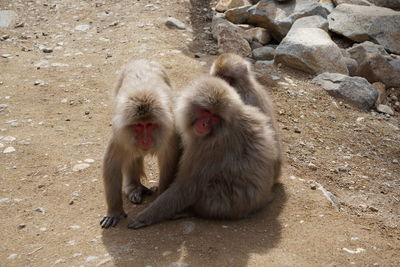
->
[139,138,152,150]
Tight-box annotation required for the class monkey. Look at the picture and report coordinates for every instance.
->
[100,59,181,229]
[210,53,282,171]
[127,76,282,229]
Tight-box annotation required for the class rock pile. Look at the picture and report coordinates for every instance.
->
[211,0,400,113]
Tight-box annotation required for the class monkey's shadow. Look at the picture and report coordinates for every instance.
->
[101,183,287,266]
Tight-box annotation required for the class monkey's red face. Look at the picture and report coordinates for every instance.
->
[193,108,221,136]
[132,122,157,150]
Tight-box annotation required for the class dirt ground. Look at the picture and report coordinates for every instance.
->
[0,0,399,266]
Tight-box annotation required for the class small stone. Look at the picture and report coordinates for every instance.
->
[74,24,90,31]
[369,206,379,212]
[310,183,317,190]
[3,146,16,153]
[34,80,45,86]
[54,259,65,264]
[35,207,45,213]
[73,253,82,257]
[376,104,394,116]
[18,224,26,229]
[182,221,195,234]
[294,128,301,133]
[72,163,90,172]
[3,136,16,142]
[69,225,81,229]
[7,254,18,260]
[393,159,399,164]
[0,104,8,111]
[85,111,90,115]
[162,251,172,257]
[308,162,317,171]
[1,54,12,58]
[42,47,53,53]
[166,17,185,30]
[85,256,98,263]
[0,198,10,203]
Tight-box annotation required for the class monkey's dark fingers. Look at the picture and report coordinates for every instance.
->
[144,186,158,195]
[127,219,147,229]
[100,212,127,229]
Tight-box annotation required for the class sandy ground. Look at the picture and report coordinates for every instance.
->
[0,0,399,266]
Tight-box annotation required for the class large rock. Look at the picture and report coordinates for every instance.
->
[252,46,275,60]
[211,15,243,39]
[225,5,252,24]
[312,73,378,109]
[343,57,358,76]
[275,27,348,75]
[290,15,328,32]
[356,54,400,88]
[328,4,400,54]
[332,0,373,6]
[0,10,17,28]
[217,28,252,57]
[346,41,389,64]
[247,0,330,41]
[242,27,271,44]
[368,0,400,10]
[216,0,249,12]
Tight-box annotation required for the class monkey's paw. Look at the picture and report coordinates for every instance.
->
[127,185,157,204]
[100,211,127,229]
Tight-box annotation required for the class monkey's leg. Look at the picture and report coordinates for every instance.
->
[100,141,127,228]
[123,157,154,204]
[158,133,181,193]
[128,180,197,229]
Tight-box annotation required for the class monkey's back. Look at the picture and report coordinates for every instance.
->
[192,107,280,219]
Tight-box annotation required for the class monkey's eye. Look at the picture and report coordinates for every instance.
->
[132,124,144,132]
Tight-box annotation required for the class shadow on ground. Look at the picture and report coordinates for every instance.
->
[102,183,287,266]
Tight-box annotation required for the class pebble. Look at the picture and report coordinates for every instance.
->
[0,143,4,148]
[0,104,7,111]
[294,128,301,134]
[72,163,90,172]
[165,17,186,30]
[393,159,399,164]
[54,259,65,264]
[1,54,12,58]
[51,62,69,67]
[34,80,46,86]
[84,158,95,163]
[181,221,195,234]
[0,198,10,203]
[376,104,394,116]
[86,256,98,263]
[42,47,53,53]
[7,254,18,260]
[18,224,26,229]
[35,207,45,213]
[169,263,189,267]
[3,146,16,153]
[3,136,16,142]
[74,24,90,31]
[68,225,81,229]
[73,253,82,257]
[162,251,172,257]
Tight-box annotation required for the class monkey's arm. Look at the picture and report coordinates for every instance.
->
[100,140,127,228]
[128,179,197,229]
[158,133,182,193]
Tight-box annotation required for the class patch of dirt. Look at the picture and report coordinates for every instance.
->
[0,0,399,266]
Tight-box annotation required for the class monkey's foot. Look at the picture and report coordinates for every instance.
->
[100,211,127,229]
[127,219,148,229]
[127,185,157,204]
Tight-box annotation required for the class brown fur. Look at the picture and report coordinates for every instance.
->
[128,76,281,229]
[100,59,181,228]
[210,53,282,179]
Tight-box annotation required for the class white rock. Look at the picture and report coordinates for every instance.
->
[74,24,90,31]
[0,198,10,203]
[7,254,18,260]
[3,136,16,142]
[86,256,98,263]
[84,158,95,163]
[376,104,394,116]
[72,163,90,172]
[162,251,172,257]
[54,259,65,264]
[3,146,16,153]
[73,253,82,257]
[51,62,69,67]
[166,17,186,29]
[68,225,81,229]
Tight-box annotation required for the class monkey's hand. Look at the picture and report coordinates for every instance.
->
[100,211,127,229]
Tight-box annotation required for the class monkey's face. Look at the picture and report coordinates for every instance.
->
[131,121,158,150]
[193,108,221,137]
